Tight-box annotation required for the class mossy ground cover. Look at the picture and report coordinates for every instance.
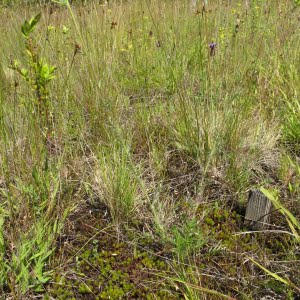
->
[45,205,178,299]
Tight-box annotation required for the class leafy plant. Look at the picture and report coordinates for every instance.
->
[10,13,56,130]
[10,219,62,293]
[171,219,206,261]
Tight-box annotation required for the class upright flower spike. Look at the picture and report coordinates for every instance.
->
[209,42,217,56]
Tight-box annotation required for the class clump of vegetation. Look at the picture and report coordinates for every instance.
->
[0,0,300,299]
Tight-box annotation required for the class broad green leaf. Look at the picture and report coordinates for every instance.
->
[40,64,50,79]
[21,21,31,38]
[29,13,41,28]
[21,13,41,39]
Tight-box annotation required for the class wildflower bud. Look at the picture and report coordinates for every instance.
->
[74,43,82,55]
[209,42,217,56]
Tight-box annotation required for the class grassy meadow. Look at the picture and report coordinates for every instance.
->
[1,0,300,298]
